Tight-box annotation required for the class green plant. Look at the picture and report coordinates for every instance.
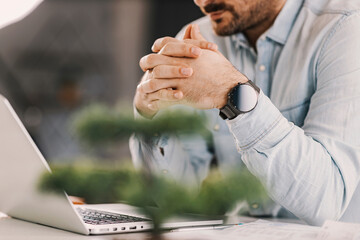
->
[72,104,210,144]
[40,165,266,233]
[39,104,267,234]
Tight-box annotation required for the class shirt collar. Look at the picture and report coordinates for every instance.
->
[267,0,305,45]
[231,0,304,48]
[231,33,250,49]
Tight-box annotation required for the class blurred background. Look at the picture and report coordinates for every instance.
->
[0,0,203,164]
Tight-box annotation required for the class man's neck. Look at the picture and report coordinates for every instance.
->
[244,1,286,50]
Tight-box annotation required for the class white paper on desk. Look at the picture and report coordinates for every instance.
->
[317,221,360,240]
[166,220,320,240]
[222,220,320,240]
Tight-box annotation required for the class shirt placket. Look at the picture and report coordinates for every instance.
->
[255,36,273,97]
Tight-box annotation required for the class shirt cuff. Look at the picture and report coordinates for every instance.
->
[226,91,283,151]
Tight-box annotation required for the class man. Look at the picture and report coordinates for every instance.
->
[130,0,360,225]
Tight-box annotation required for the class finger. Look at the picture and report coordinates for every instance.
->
[191,24,206,41]
[148,100,180,112]
[152,65,193,79]
[138,78,179,94]
[183,39,218,51]
[139,54,187,71]
[147,89,183,101]
[152,37,180,53]
[183,24,192,39]
[159,42,201,58]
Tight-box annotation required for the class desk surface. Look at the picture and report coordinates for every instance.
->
[0,204,302,240]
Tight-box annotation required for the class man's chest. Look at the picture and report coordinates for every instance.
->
[225,45,315,127]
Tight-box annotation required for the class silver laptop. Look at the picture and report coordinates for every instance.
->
[0,95,222,235]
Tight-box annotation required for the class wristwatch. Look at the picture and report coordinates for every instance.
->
[219,80,260,120]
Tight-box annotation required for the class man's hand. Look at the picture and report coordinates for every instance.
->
[151,24,218,54]
[134,24,218,118]
[134,70,185,119]
[137,24,248,112]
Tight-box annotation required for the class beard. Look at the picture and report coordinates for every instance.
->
[204,2,268,36]
[212,13,243,36]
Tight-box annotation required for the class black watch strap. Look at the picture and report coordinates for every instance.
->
[219,100,241,120]
[219,80,260,120]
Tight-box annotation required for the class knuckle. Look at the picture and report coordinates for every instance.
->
[186,44,198,56]
[145,54,155,65]
[139,56,146,70]
[161,37,172,47]
[163,42,177,52]
[148,80,156,91]
[182,44,189,54]
[166,90,172,99]
[146,70,153,79]
[173,66,181,76]
[140,54,156,70]
[200,41,208,49]
[140,84,148,94]
[168,90,176,100]
[143,93,149,101]
[152,66,160,77]
[161,43,170,54]
[137,83,143,93]
[153,37,162,47]
[159,89,166,99]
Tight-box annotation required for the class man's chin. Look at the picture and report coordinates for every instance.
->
[212,23,233,36]
[211,19,243,36]
[210,17,233,36]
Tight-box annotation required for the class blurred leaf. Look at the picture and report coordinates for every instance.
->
[72,104,210,145]
[39,165,266,231]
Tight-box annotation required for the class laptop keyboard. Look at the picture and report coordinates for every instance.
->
[77,208,150,225]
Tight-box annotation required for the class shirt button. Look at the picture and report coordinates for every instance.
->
[259,65,266,72]
[213,124,220,131]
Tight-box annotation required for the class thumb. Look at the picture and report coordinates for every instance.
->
[183,24,192,39]
[190,24,206,41]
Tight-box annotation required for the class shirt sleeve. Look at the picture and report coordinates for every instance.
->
[226,13,360,226]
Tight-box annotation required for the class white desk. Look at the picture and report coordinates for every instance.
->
[0,204,151,240]
[0,204,303,240]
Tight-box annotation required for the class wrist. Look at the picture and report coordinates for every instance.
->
[216,73,248,109]
[219,80,260,120]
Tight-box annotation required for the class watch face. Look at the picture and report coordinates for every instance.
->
[238,84,258,112]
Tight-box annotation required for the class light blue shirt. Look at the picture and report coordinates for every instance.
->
[130,0,360,225]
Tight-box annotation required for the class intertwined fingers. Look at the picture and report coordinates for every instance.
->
[159,42,202,58]
[139,54,188,72]
[146,89,183,102]
[137,78,179,94]
[151,65,193,79]
[148,99,182,111]
[152,36,217,54]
